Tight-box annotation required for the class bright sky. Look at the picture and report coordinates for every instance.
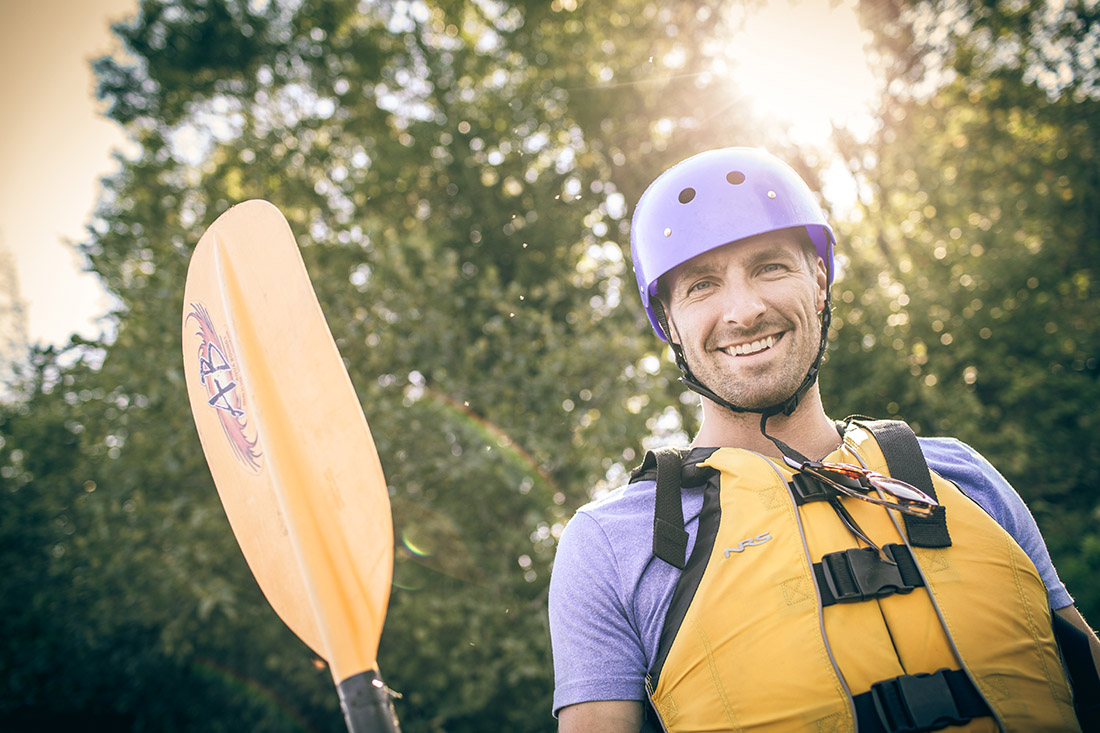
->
[727,0,878,146]
[0,0,138,349]
[0,0,877,349]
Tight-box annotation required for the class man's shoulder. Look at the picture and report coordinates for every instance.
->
[571,478,657,530]
[916,435,1000,489]
[554,478,666,576]
[916,434,1025,522]
[917,435,976,464]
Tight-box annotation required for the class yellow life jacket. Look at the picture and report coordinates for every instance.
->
[645,422,1078,733]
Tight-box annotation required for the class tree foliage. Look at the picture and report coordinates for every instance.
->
[827,0,1100,615]
[2,0,1097,730]
[3,1,780,729]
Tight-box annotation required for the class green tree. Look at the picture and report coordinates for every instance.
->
[4,0,793,730]
[18,0,1094,729]
[824,0,1100,619]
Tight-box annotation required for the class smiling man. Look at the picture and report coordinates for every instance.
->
[548,148,1100,732]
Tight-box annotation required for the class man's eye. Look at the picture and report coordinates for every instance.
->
[761,263,787,274]
[688,280,712,293]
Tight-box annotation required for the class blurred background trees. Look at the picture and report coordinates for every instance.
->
[2,0,1096,730]
[827,0,1100,618]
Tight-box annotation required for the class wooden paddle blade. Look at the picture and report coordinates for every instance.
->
[182,200,393,686]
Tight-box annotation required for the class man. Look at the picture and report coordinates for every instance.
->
[548,148,1100,732]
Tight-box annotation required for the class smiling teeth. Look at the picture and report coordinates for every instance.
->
[725,335,776,356]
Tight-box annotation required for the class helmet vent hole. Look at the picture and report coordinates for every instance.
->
[678,187,696,204]
[726,171,746,185]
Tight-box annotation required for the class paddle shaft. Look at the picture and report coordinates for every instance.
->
[339,671,402,732]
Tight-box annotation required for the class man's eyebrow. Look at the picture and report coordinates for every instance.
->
[744,246,800,267]
[667,261,720,294]
[676,261,721,280]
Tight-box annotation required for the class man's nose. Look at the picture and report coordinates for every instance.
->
[720,285,766,328]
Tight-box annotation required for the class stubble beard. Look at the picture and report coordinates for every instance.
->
[682,315,822,412]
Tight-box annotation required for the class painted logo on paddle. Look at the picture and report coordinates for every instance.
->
[186,302,262,472]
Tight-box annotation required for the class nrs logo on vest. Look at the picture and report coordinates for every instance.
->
[723,532,772,557]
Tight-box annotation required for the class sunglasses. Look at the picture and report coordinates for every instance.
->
[782,456,939,518]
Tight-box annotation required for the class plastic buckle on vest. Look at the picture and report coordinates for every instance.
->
[821,545,914,602]
[870,669,971,733]
[789,473,830,504]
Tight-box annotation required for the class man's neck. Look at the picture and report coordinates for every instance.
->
[690,388,840,461]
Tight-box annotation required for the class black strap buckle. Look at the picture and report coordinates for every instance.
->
[821,545,916,603]
[789,473,830,504]
[870,669,972,733]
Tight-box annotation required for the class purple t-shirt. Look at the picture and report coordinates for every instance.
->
[547,437,1073,716]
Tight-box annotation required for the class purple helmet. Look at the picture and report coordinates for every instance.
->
[630,147,835,340]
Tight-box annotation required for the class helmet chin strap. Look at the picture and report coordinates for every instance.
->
[653,298,831,465]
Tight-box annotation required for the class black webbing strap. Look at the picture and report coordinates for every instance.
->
[634,448,719,569]
[1053,609,1100,731]
[859,419,952,549]
[814,544,924,607]
[628,449,665,484]
[650,448,689,569]
[854,668,991,733]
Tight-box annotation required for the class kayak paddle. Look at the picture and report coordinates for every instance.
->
[182,200,400,731]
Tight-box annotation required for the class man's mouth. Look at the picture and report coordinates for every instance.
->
[719,333,783,357]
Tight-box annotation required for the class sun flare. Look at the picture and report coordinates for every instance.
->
[717,0,881,147]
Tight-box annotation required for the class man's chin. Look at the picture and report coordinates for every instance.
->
[703,377,806,413]
[706,391,789,413]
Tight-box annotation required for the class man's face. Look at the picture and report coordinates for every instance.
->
[662,230,828,411]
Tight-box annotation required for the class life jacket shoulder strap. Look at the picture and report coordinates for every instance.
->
[653,448,689,570]
[631,447,717,569]
[855,418,951,548]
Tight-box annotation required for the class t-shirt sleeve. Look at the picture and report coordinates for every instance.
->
[548,510,649,716]
[920,437,1074,609]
